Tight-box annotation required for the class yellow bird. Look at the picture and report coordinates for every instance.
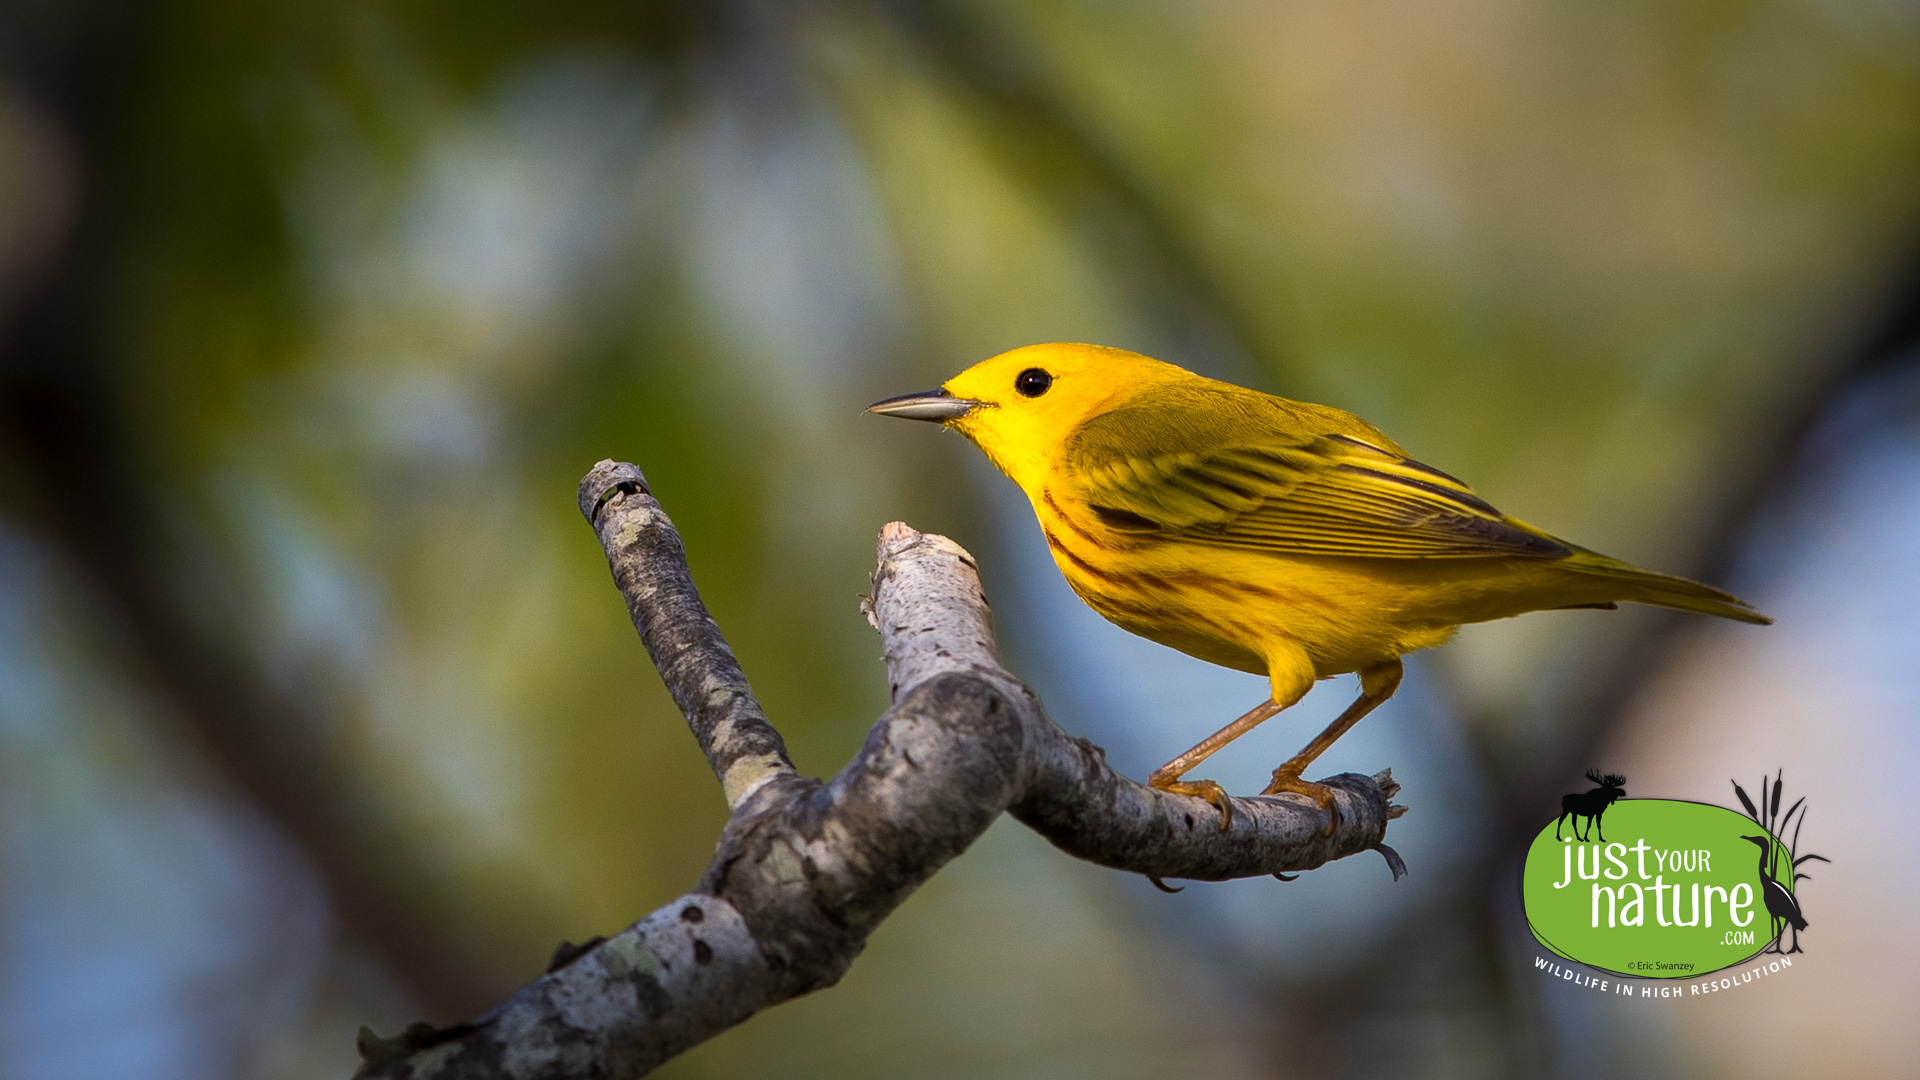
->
[869,343,1769,833]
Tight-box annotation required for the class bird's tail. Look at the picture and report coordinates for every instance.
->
[1561,548,1773,625]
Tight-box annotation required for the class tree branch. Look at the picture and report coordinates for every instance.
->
[354,459,1405,1079]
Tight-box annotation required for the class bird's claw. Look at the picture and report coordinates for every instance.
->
[1150,776,1234,832]
[1262,769,1340,836]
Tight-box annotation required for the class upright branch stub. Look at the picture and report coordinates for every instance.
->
[863,521,1003,696]
[355,462,1403,1080]
[578,460,797,807]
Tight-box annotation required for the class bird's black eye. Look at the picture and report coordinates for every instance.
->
[1014,368,1053,398]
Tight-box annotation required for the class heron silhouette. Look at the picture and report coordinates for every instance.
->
[1741,834,1807,954]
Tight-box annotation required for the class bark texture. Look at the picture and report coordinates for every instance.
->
[354,459,1406,1079]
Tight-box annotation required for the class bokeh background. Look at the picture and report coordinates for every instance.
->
[4,1,1918,1077]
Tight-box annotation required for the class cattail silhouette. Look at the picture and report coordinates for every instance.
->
[1731,773,1827,955]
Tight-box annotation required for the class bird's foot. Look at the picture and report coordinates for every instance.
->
[1149,775,1234,832]
[1261,768,1339,836]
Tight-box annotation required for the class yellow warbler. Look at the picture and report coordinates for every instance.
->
[869,343,1768,832]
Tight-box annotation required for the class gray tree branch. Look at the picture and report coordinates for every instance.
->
[353,459,1405,1079]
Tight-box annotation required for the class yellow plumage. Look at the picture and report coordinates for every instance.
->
[870,343,1768,832]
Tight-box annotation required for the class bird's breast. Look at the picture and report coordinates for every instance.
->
[1031,487,1274,674]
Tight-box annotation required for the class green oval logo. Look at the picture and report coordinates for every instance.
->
[1522,799,1797,978]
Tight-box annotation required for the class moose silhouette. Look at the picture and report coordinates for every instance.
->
[1555,770,1626,842]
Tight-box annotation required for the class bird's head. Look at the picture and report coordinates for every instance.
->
[1740,835,1771,850]
[867,343,1186,491]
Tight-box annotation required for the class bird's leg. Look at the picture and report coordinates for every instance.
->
[1263,658,1404,836]
[1149,698,1285,832]
[1765,915,1786,954]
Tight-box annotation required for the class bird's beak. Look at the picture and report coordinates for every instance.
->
[865,388,985,423]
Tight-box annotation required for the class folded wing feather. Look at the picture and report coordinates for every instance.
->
[1065,408,1569,560]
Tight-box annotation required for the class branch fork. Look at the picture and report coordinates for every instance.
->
[355,459,1405,1079]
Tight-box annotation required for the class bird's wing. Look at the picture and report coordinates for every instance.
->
[1063,401,1569,559]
